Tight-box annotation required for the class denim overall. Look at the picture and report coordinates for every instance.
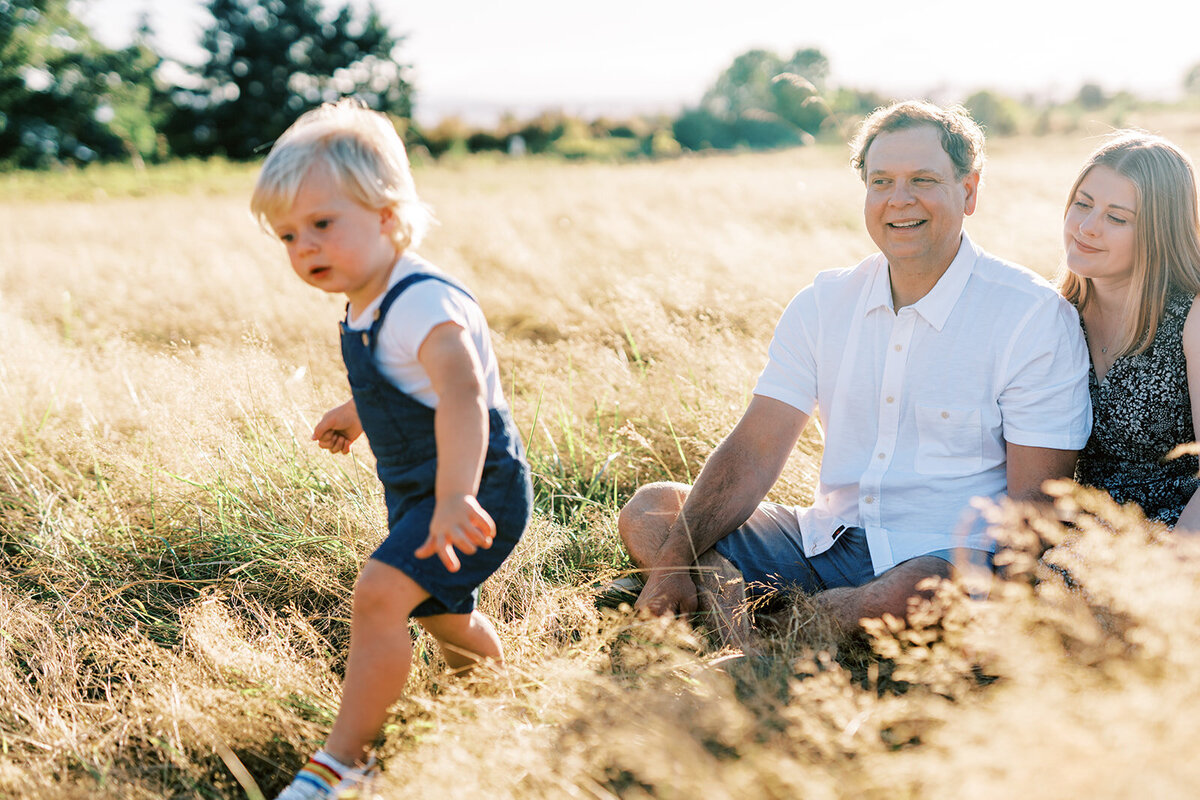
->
[340,272,532,617]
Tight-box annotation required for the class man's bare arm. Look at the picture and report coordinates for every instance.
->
[1006,442,1079,503]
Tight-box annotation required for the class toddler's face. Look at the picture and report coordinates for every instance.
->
[266,164,399,311]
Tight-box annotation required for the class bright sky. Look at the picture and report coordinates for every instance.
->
[79,0,1200,125]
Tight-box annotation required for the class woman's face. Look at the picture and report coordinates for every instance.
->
[1064,164,1139,284]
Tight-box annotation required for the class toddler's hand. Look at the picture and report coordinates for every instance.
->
[415,494,496,572]
[312,399,363,454]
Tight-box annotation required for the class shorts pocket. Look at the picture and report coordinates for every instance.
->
[914,404,983,475]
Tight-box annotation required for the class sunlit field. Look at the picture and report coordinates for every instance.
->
[6,111,1200,799]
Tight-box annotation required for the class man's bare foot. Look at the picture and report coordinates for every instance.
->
[693,549,760,656]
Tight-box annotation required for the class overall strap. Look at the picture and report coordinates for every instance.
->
[345,272,477,355]
[376,272,477,330]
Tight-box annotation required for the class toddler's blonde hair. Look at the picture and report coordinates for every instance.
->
[251,98,433,253]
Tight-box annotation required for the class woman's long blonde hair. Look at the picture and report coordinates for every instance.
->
[1061,130,1200,357]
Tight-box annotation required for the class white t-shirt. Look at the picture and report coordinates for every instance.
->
[755,232,1091,575]
[345,253,506,410]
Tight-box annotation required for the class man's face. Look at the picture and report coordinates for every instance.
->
[862,125,979,273]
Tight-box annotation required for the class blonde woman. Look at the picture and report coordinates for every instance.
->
[1063,131,1200,530]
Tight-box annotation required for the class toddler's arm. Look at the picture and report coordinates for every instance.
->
[413,321,496,572]
[312,399,363,454]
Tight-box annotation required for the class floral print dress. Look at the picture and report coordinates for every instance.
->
[1076,291,1199,526]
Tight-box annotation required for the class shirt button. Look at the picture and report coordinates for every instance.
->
[864,496,875,504]
[886,396,895,404]
[877,452,886,459]
[941,411,950,419]
[894,344,903,351]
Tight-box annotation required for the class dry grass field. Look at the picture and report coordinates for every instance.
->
[5,110,1200,798]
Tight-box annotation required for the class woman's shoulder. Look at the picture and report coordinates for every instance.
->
[1180,290,1200,358]
[1167,288,1196,314]
[1153,289,1197,341]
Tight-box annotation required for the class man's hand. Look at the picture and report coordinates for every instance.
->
[312,399,363,454]
[415,493,495,572]
[634,566,698,617]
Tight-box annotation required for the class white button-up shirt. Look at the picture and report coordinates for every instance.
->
[755,233,1091,575]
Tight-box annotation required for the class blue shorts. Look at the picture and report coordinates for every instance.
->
[371,491,525,618]
[713,501,993,597]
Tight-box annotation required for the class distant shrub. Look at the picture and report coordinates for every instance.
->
[515,113,569,154]
[732,109,804,148]
[588,116,648,140]
[1033,108,1054,136]
[964,90,1021,137]
[648,129,682,158]
[672,108,736,151]
[415,117,470,159]
[1077,83,1108,110]
[551,134,641,161]
[829,88,891,121]
[605,124,639,139]
[466,131,506,153]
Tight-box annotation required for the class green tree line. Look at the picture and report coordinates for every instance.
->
[5,0,1200,170]
[0,0,855,169]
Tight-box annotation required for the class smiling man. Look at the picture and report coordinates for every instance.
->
[618,101,1092,644]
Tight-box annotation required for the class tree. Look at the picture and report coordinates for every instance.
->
[702,49,785,118]
[701,46,831,120]
[784,48,829,89]
[688,46,833,149]
[770,73,830,135]
[169,0,413,159]
[0,0,165,167]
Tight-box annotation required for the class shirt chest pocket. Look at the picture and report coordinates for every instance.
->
[914,404,983,475]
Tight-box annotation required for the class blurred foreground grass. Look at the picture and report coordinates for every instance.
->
[5,117,1200,798]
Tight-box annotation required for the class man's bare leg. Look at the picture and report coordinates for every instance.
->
[813,556,952,634]
[622,488,956,639]
[617,481,690,570]
[618,482,757,651]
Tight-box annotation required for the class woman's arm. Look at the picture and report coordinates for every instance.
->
[1172,295,1200,535]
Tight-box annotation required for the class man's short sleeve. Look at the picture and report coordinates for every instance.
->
[753,288,820,416]
[999,294,1092,450]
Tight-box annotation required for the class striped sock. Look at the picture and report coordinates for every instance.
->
[293,750,351,794]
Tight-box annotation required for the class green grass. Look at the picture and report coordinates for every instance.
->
[0,158,257,203]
